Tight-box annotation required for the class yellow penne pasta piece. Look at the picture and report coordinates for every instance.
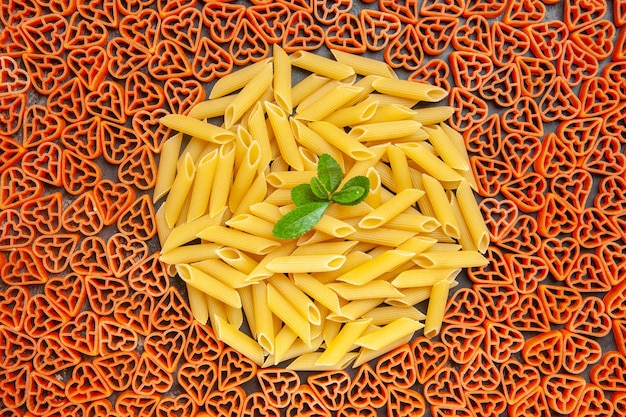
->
[331,49,397,78]
[423,279,449,339]
[349,120,421,142]
[292,73,330,107]
[362,306,426,326]
[316,318,371,367]
[422,173,460,240]
[197,225,280,256]
[266,170,316,189]
[387,144,412,192]
[214,315,265,366]
[210,58,270,99]
[265,101,304,171]
[186,149,218,222]
[423,124,469,171]
[288,352,358,371]
[308,121,375,161]
[251,282,274,354]
[392,268,461,288]
[177,264,241,308]
[159,243,221,265]
[153,133,183,203]
[225,62,273,128]
[412,106,456,125]
[359,188,424,229]
[160,212,224,254]
[225,213,275,240]
[372,77,447,102]
[186,284,209,325]
[164,153,195,228]
[413,250,489,269]
[229,143,261,211]
[209,141,236,217]
[296,84,364,121]
[273,44,292,113]
[328,280,404,300]
[456,180,490,253]
[353,333,413,367]
[335,249,415,285]
[363,104,416,124]
[290,118,345,168]
[327,298,384,322]
[290,50,355,80]
[266,254,346,273]
[160,114,236,144]
[293,273,342,314]
[269,274,321,326]
[355,317,422,350]
[322,99,378,127]
[267,283,311,346]
[233,171,268,216]
[292,241,358,256]
[397,142,464,183]
[187,94,236,119]
[192,258,250,289]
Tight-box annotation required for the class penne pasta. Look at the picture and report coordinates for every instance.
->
[322,99,378,127]
[372,77,448,102]
[267,283,311,346]
[291,73,330,107]
[359,188,425,229]
[308,121,375,161]
[423,125,470,171]
[159,243,221,265]
[214,315,265,366]
[187,94,236,119]
[266,254,346,273]
[397,142,465,183]
[335,249,415,286]
[153,133,183,203]
[355,317,423,350]
[423,279,449,339]
[331,49,397,78]
[362,305,426,326]
[210,58,271,99]
[316,319,371,367]
[296,84,364,121]
[422,173,460,240]
[455,181,490,253]
[186,284,209,325]
[412,106,456,125]
[328,280,404,300]
[186,149,218,222]
[265,101,304,171]
[197,225,280,256]
[224,62,273,128]
[392,268,461,288]
[209,141,236,217]
[164,153,195,228]
[349,120,422,143]
[289,50,355,80]
[176,264,241,308]
[226,213,275,240]
[160,114,236,144]
[272,44,292,113]
[293,273,342,314]
[413,250,489,269]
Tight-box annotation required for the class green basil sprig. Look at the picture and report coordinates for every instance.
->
[272,154,370,239]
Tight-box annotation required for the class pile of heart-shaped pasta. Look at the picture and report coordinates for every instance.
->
[153,46,489,370]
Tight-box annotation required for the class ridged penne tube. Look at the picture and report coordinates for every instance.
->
[272,325,298,365]
[154,133,182,203]
[348,228,417,247]
[423,125,469,171]
[210,58,270,99]
[392,268,461,288]
[449,193,478,252]
[266,254,346,273]
[314,214,356,238]
[316,319,371,367]
[328,280,404,300]
[367,93,418,108]
[425,242,463,252]
[187,94,236,119]
[234,126,253,170]
[323,319,341,347]
[233,171,267,216]
[192,259,249,289]
[327,298,384,322]
[238,286,256,337]
[291,73,330,107]
[229,142,261,211]
[224,62,273,128]
[349,120,421,142]
[292,241,357,256]
[214,316,264,366]
[164,153,195,228]
[441,122,478,190]
[387,144,412,192]
[225,214,275,240]
[331,49,397,78]
[313,251,372,284]
[160,114,236,144]
[186,149,218,222]
[364,167,381,208]
[362,306,426,326]
[268,274,321,326]
[226,303,243,329]
[456,181,490,253]
[251,283,274,354]
[358,188,424,229]
[397,236,438,254]
[176,264,241,308]
[398,142,464,183]
[265,101,304,171]
[182,137,211,164]
[186,284,209,325]
[247,102,272,172]
[216,247,258,275]
[289,50,355,80]
[288,352,358,371]
[353,333,413,367]
[341,144,387,183]
[412,106,456,125]
[159,243,221,265]
[249,202,282,223]
[296,85,364,121]
[414,250,489,269]
[293,273,342,314]
[266,170,316,188]
[355,317,423,350]
[160,212,224,254]
[325,201,373,220]
[290,118,345,169]
[322,99,378,127]
[155,206,170,248]
[246,241,297,282]
[422,174,460,240]
[385,213,440,233]
[209,141,236,217]
[267,283,311,346]
[423,279,449,339]
[336,250,415,285]
[197,226,280,256]
[273,44,292,113]
[364,104,416,124]
[372,77,448,102]
[308,121,375,161]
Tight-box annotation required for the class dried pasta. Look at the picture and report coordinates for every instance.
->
[154,46,489,369]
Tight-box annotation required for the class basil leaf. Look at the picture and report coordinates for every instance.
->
[317,154,343,193]
[310,177,329,200]
[336,176,370,205]
[331,186,365,205]
[272,202,330,239]
[291,183,325,206]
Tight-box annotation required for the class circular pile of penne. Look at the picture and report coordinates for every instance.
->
[154,46,489,370]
